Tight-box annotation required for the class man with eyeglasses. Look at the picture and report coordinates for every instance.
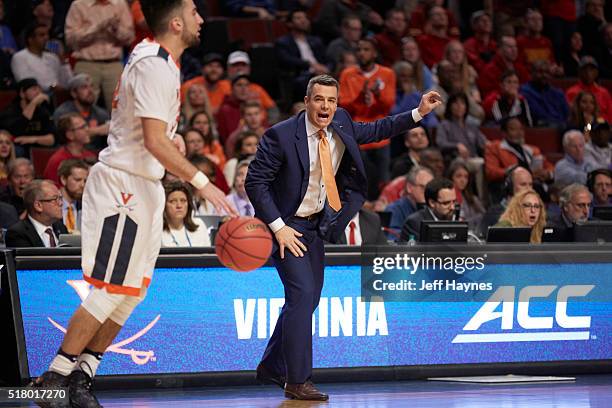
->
[400,177,457,241]
[386,166,434,236]
[43,112,97,185]
[548,183,592,232]
[5,179,68,247]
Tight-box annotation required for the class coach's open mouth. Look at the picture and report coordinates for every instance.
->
[318,113,329,119]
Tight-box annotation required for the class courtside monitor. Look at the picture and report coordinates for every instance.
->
[487,227,532,243]
[419,221,468,243]
[573,220,612,243]
[592,206,612,221]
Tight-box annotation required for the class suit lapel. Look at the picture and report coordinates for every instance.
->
[331,121,366,178]
[24,218,45,247]
[294,112,310,197]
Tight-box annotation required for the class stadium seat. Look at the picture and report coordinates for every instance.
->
[249,43,280,99]
[0,90,17,111]
[199,17,229,56]
[269,20,288,39]
[30,147,59,178]
[227,19,271,50]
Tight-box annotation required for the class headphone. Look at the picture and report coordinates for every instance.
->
[587,169,612,192]
[503,164,529,197]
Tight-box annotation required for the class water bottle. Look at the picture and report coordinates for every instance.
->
[408,234,416,247]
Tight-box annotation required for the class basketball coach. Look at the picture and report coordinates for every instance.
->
[245,74,441,401]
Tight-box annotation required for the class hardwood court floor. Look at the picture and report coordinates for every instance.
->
[22,374,612,408]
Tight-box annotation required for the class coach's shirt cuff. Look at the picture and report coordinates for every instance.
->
[412,108,422,122]
[269,218,286,233]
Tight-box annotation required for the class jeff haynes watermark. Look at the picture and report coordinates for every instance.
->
[364,253,493,298]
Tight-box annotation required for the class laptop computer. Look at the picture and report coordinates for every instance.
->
[58,234,82,247]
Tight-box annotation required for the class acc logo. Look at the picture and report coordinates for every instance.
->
[47,280,160,365]
[452,285,594,343]
[116,192,136,211]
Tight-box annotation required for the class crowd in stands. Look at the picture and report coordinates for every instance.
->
[1,0,612,248]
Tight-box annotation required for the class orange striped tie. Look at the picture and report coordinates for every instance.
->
[318,130,342,212]
[66,205,76,233]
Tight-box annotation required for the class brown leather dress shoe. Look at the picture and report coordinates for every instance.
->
[255,363,286,389]
[284,381,329,401]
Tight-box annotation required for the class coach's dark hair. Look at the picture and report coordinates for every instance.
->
[424,177,454,207]
[306,75,339,98]
[141,0,184,36]
[163,181,199,232]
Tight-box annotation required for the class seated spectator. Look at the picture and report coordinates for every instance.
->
[483,70,533,126]
[216,75,256,144]
[566,56,612,123]
[276,10,329,101]
[417,6,456,68]
[585,122,612,170]
[4,179,68,247]
[420,147,445,178]
[390,125,430,179]
[224,131,259,186]
[0,78,55,157]
[447,159,485,232]
[53,73,110,150]
[439,41,481,107]
[567,90,605,137]
[516,9,563,76]
[0,0,16,56]
[180,53,230,113]
[588,169,612,207]
[326,14,362,72]
[0,201,18,229]
[333,50,358,78]
[0,129,15,184]
[478,165,534,237]
[555,130,594,187]
[478,35,530,99]
[408,0,460,39]
[390,62,438,134]
[430,60,484,125]
[225,0,276,19]
[181,82,213,125]
[386,166,433,235]
[226,158,254,217]
[495,188,546,243]
[183,126,226,169]
[400,37,433,92]
[577,0,606,59]
[189,110,217,142]
[0,158,34,216]
[225,101,266,156]
[436,92,488,160]
[43,113,97,184]
[374,8,407,67]
[400,177,456,242]
[561,31,585,78]
[161,181,210,247]
[340,207,387,245]
[520,60,569,128]
[11,23,72,92]
[485,116,553,184]
[548,183,592,229]
[226,51,279,123]
[313,0,383,44]
[57,159,88,234]
[463,11,496,73]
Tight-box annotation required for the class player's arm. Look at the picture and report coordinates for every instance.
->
[142,118,237,217]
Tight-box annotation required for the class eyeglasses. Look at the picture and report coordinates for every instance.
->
[38,195,62,203]
[521,203,542,210]
[70,124,88,131]
[570,202,591,209]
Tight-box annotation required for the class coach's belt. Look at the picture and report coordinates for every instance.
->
[294,212,322,222]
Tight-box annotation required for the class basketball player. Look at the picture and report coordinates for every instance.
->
[31,1,237,407]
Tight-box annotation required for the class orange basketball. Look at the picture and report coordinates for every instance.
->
[214,216,273,272]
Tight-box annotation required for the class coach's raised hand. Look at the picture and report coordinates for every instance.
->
[417,91,443,117]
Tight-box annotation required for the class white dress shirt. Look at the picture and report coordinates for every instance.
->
[344,212,362,245]
[28,215,57,247]
[268,109,422,233]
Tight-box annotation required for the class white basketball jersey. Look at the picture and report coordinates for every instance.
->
[98,39,181,181]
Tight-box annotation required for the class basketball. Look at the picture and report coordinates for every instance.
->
[215,216,273,272]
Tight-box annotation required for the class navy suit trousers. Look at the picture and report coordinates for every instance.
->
[261,216,325,383]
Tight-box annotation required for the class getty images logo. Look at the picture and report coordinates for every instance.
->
[452,285,594,343]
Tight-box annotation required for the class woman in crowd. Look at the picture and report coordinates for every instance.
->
[161,181,211,247]
[391,61,438,131]
[447,159,485,231]
[562,31,585,78]
[181,83,212,124]
[496,189,547,243]
[223,131,259,186]
[439,40,480,105]
[186,112,227,168]
[400,37,433,92]
[0,130,15,184]
[567,90,604,140]
[226,159,255,217]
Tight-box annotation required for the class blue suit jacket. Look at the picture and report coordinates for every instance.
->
[245,107,418,243]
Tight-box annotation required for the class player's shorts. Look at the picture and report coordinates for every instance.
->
[81,162,165,297]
